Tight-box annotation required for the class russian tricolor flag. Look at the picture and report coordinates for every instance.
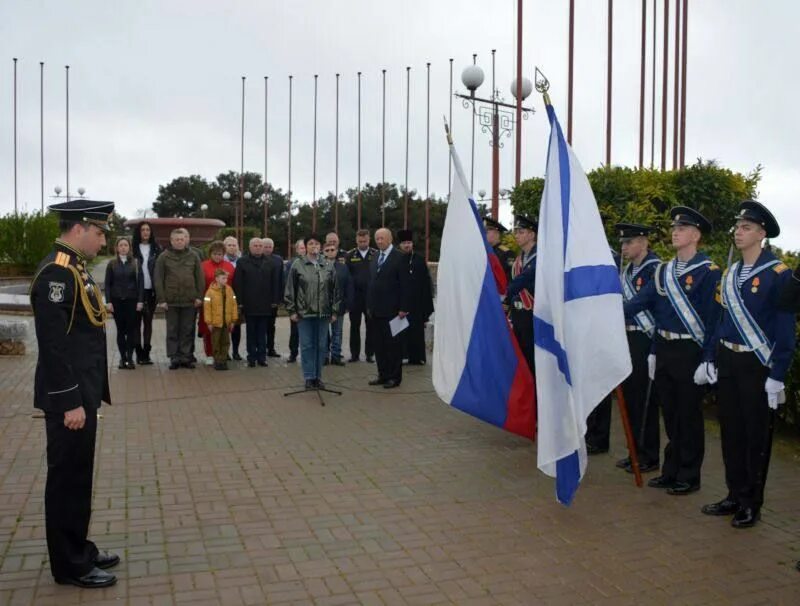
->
[433,130,536,440]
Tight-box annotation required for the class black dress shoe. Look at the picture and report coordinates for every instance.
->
[316,380,326,389]
[615,457,631,469]
[731,507,760,528]
[331,358,346,366]
[118,361,127,370]
[624,461,660,474]
[368,378,387,386]
[647,475,676,489]
[257,360,268,367]
[383,380,400,389]
[55,567,117,588]
[667,481,700,496]
[182,361,196,369]
[127,360,136,369]
[305,379,315,390]
[288,355,297,363]
[366,355,374,363]
[232,352,242,361]
[169,360,180,370]
[701,497,739,516]
[247,360,256,368]
[349,357,360,363]
[94,550,120,570]
[139,358,154,365]
[586,444,609,455]
[268,351,281,358]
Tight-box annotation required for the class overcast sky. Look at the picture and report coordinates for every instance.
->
[2,0,800,248]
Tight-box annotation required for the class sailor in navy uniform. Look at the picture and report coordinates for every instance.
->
[506,214,537,375]
[609,224,661,471]
[483,216,514,287]
[30,200,120,588]
[699,201,794,528]
[624,207,722,495]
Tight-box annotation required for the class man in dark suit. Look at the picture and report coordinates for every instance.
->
[346,229,377,362]
[367,228,412,389]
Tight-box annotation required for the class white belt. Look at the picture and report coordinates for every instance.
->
[721,339,755,353]
[626,326,644,332]
[657,329,694,341]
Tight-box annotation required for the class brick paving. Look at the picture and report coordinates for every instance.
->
[0,313,798,605]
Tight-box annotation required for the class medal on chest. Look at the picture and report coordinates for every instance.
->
[635,276,643,291]
[751,276,760,294]
[684,275,693,291]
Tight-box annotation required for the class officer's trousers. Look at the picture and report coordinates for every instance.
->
[511,308,535,376]
[717,345,773,509]
[654,338,705,486]
[623,330,661,465]
[44,410,99,579]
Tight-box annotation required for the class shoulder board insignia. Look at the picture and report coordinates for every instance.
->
[709,263,720,271]
[774,263,789,274]
[54,252,71,267]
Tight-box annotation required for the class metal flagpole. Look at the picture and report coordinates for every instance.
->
[404,66,410,229]
[13,58,18,213]
[239,76,246,242]
[638,0,646,168]
[335,73,340,233]
[357,71,362,230]
[567,0,575,144]
[66,65,70,202]
[287,75,293,258]
[312,74,318,233]
[448,59,453,199]
[606,0,613,166]
[41,61,45,212]
[660,0,669,171]
[470,54,477,193]
[679,0,688,168]
[425,62,431,263]
[650,0,657,169]
[672,0,680,169]
[264,77,270,235]
[381,69,386,227]
[515,0,523,185]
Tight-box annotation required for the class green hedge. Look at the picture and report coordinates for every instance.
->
[510,160,800,433]
[0,212,60,273]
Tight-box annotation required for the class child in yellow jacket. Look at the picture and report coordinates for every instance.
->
[203,268,239,370]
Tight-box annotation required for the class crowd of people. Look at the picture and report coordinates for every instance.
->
[116,223,434,389]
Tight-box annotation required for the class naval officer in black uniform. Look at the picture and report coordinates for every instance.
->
[699,201,795,528]
[483,216,514,288]
[505,215,538,376]
[30,200,120,588]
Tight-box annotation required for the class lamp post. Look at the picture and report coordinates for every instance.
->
[456,53,534,220]
[200,203,208,218]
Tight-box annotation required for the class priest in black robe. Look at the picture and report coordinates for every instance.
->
[397,230,434,365]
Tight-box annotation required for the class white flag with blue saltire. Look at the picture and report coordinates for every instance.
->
[534,99,632,505]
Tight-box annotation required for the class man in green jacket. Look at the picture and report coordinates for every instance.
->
[154,228,204,369]
[284,234,341,389]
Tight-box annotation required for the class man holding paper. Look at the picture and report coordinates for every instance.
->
[367,228,412,389]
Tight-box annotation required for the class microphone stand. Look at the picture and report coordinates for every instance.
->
[284,254,341,406]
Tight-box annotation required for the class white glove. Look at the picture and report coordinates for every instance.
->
[647,354,656,381]
[706,363,718,385]
[693,363,708,385]
[765,378,785,410]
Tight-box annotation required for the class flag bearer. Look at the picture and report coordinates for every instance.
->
[699,201,794,528]
[506,215,538,375]
[623,207,721,495]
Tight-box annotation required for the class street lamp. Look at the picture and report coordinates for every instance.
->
[77,187,86,198]
[200,203,208,218]
[456,50,534,221]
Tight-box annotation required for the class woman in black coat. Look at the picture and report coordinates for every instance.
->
[105,237,144,369]
[132,221,162,364]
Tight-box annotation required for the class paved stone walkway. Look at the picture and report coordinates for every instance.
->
[0,315,798,605]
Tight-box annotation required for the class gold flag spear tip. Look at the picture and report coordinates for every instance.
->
[535,67,551,106]
[443,116,453,144]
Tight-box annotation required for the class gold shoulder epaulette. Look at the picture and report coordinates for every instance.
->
[774,263,789,274]
[498,245,509,251]
[709,263,720,271]
[54,251,71,267]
